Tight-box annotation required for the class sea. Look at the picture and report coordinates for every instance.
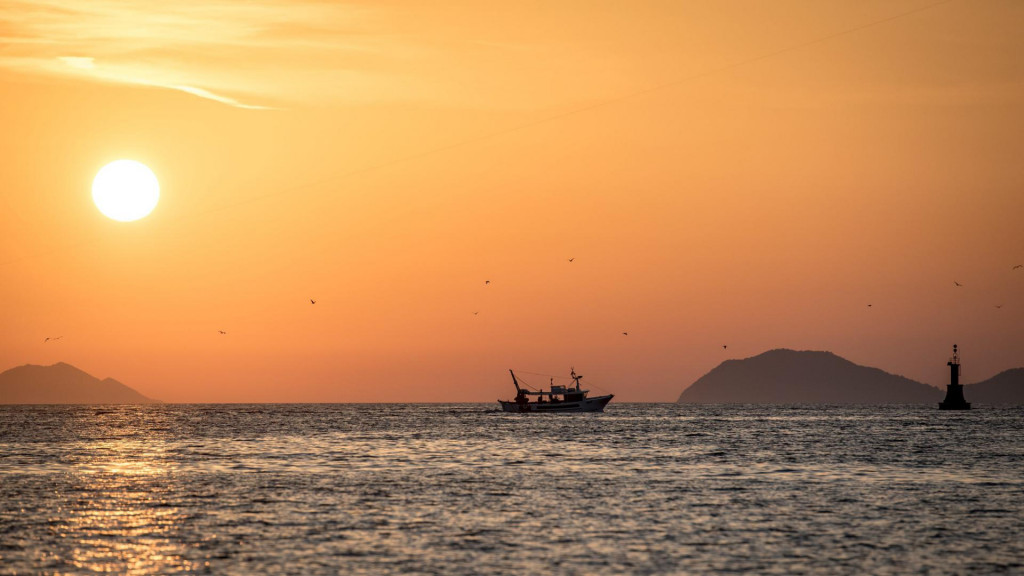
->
[1,404,1022,575]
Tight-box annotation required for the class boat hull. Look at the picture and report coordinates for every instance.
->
[499,394,613,413]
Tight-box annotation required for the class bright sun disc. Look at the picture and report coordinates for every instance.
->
[92,160,160,222]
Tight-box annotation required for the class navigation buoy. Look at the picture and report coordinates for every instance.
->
[939,344,971,410]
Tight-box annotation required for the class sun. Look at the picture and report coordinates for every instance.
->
[92,160,160,222]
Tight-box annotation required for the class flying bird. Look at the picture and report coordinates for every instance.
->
[868,304,872,307]
[43,336,62,343]
[310,299,316,304]
[218,330,227,335]
[622,332,628,336]
[995,305,1003,309]
[484,280,490,285]
[723,345,727,349]
[1014,265,1023,270]
[473,311,479,315]
[568,258,575,263]
[954,281,962,287]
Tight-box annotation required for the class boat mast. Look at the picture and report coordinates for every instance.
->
[509,369,522,394]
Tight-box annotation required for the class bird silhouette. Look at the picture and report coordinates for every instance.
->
[43,336,62,343]
[218,330,227,335]
[995,305,1003,309]
[473,311,479,315]
[954,281,962,287]
[723,345,727,349]
[568,258,575,263]
[1014,265,1023,270]
[484,280,490,285]
[622,332,628,336]
[868,304,872,307]
[310,299,316,304]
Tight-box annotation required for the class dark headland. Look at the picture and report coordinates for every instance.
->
[678,349,937,404]
[965,368,1024,405]
[0,362,159,404]
[677,349,1022,404]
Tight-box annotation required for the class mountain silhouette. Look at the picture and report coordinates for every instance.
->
[0,362,159,404]
[964,368,1024,405]
[677,349,941,404]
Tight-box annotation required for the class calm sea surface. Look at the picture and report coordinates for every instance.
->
[1,404,1022,575]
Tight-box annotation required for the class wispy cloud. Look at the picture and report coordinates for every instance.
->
[0,0,652,111]
[168,84,275,111]
[0,0,412,109]
[57,56,95,69]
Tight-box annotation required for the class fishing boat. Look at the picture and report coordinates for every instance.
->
[498,368,613,413]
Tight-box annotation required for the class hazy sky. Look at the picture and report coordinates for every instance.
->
[1,0,1021,402]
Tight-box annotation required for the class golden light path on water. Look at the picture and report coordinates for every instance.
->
[2,404,1023,574]
[50,440,199,575]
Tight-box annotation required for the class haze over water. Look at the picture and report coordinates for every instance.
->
[2,403,1021,575]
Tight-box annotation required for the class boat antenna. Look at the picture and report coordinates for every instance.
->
[570,367,582,391]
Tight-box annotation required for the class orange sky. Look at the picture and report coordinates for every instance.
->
[1,0,1022,402]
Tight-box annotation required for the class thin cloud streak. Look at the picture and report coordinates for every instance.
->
[169,84,276,111]
[0,0,637,110]
[0,0,401,109]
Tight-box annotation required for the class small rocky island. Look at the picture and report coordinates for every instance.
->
[0,362,159,404]
[680,349,937,404]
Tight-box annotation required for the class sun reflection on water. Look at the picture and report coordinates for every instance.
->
[3,404,1023,575]
[53,444,193,574]
[14,413,209,575]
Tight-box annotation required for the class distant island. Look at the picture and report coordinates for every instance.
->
[0,362,159,404]
[678,349,1024,404]
[965,368,1024,405]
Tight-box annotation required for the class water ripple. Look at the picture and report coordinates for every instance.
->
[1,404,1022,575]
